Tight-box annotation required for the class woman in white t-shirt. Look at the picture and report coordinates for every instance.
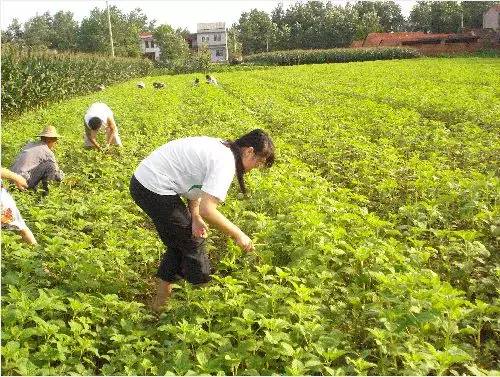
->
[83,102,122,150]
[130,129,275,312]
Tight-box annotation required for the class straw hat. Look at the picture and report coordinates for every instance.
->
[38,125,61,138]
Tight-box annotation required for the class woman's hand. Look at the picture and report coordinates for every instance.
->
[1,168,28,190]
[234,232,254,253]
[192,215,208,238]
[12,173,28,191]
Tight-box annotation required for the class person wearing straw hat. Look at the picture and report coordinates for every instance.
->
[83,102,122,151]
[10,125,64,194]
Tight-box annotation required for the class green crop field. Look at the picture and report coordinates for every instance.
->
[1,57,499,375]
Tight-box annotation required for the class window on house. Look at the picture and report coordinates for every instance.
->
[151,41,154,48]
[215,49,223,57]
[214,34,221,42]
[145,41,149,48]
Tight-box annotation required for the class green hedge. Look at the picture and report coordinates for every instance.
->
[244,47,421,66]
[1,44,154,118]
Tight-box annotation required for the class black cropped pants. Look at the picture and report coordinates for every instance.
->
[129,175,211,284]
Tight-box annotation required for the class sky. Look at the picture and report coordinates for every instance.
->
[1,0,418,33]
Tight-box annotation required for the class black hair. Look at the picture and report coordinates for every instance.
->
[88,117,103,131]
[224,129,275,195]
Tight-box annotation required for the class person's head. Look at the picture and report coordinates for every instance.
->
[38,125,61,150]
[41,137,58,150]
[225,129,275,195]
[236,129,275,172]
[88,117,103,131]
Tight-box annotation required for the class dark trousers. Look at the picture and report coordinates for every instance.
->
[24,161,61,193]
[129,175,211,284]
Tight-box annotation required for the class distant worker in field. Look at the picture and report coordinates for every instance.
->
[84,102,122,151]
[130,129,275,312]
[206,74,218,85]
[10,125,64,194]
[1,167,37,245]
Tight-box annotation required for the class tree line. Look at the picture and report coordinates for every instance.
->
[235,1,497,54]
[2,1,498,59]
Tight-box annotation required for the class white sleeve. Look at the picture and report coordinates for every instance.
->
[202,156,235,202]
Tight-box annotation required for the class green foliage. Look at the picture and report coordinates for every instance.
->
[244,47,421,66]
[237,9,277,55]
[165,48,212,74]
[354,1,405,33]
[77,6,148,57]
[408,1,499,32]
[1,44,153,117]
[462,1,500,29]
[1,57,499,375]
[153,24,190,65]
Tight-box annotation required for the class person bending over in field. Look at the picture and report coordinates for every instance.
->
[83,102,122,151]
[1,167,37,245]
[10,126,64,194]
[130,129,275,312]
[205,74,218,86]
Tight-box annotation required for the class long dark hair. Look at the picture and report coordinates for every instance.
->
[224,129,275,195]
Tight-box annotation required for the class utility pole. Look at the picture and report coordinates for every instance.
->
[106,0,115,57]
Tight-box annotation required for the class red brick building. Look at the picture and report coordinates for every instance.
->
[351,31,495,55]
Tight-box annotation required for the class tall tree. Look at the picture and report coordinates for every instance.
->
[270,3,292,50]
[323,4,359,47]
[409,1,433,32]
[237,9,276,54]
[51,11,78,51]
[410,1,463,33]
[355,1,405,32]
[462,1,500,29]
[430,1,463,33]
[22,12,53,47]
[2,18,24,44]
[78,6,147,57]
[227,25,243,56]
[153,24,189,64]
[355,10,383,40]
[280,1,327,49]
[268,1,360,50]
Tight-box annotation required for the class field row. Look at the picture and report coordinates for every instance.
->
[2,57,499,375]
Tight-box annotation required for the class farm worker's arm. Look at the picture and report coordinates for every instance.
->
[19,227,37,245]
[105,117,117,146]
[199,192,254,252]
[0,167,28,191]
[46,156,64,182]
[85,127,101,151]
[188,198,208,238]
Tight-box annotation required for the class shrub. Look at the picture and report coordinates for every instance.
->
[244,47,421,66]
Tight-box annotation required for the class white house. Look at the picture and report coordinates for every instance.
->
[139,22,228,63]
[483,4,500,30]
[139,32,161,61]
[195,22,228,62]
